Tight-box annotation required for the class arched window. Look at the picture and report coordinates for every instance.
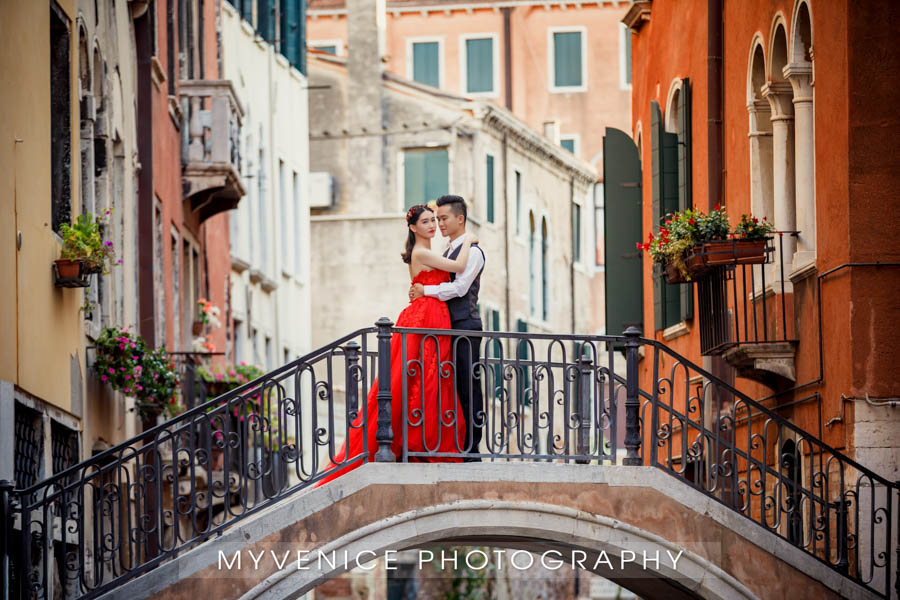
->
[529,212,536,316]
[788,0,815,271]
[541,217,549,321]
[747,39,774,224]
[763,18,796,284]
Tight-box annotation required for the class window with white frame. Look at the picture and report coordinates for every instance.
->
[560,135,579,157]
[461,34,497,95]
[619,23,632,90]
[408,38,442,88]
[310,39,342,55]
[293,170,303,281]
[549,28,587,92]
[279,159,290,275]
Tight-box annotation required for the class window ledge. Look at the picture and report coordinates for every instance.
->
[789,258,817,283]
[662,322,690,341]
[549,85,587,95]
[573,262,589,276]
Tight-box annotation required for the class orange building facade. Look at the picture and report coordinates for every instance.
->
[618,0,899,482]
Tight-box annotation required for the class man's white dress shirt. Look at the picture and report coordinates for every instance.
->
[423,233,485,301]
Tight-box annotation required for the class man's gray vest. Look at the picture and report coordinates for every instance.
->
[444,241,485,326]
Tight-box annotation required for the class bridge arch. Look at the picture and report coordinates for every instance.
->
[114,464,876,600]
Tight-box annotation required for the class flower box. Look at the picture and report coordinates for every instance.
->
[691,239,768,267]
[664,263,689,284]
[53,259,90,288]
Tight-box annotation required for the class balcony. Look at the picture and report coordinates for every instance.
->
[693,234,799,383]
[180,80,245,224]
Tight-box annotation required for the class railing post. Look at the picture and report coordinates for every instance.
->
[622,327,643,466]
[0,480,12,600]
[576,355,592,463]
[374,318,395,462]
[830,498,851,575]
[344,341,361,414]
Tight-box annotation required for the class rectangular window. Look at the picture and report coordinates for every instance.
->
[314,45,336,55]
[486,154,495,223]
[153,201,165,347]
[258,145,267,275]
[171,228,181,349]
[552,30,584,89]
[293,170,302,281]
[464,37,494,94]
[560,137,577,155]
[279,159,289,273]
[234,318,244,365]
[412,41,440,88]
[573,202,582,263]
[620,23,633,89]
[50,3,72,234]
[515,171,522,236]
[403,148,449,209]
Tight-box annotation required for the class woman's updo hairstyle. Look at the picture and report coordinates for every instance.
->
[401,204,434,264]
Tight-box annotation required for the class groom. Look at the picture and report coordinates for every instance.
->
[409,195,486,461]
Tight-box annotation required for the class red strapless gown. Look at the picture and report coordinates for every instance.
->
[316,269,466,486]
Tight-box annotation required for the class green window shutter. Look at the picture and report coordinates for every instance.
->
[677,78,692,212]
[241,0,253,23]
[541,218,549,321]
[405,149,448,208]
[561,138,575,154]
[553,31,582,87]
[515,171,522,236]
[676,79,694,322]
[425,149,449,201]
[490,310,502,397]
[413,42,440,88]
[662,130,681,329]
[650,101,665,332]
[257,0,276,42]
[278,0,305,73]
[603,127,643,337]
[572,202,581,263]
[486,154,495,223]
[466,38,493,93]
[404,151,425,209]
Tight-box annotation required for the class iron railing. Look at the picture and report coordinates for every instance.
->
[696,232,799,355]
[1,321,896,599]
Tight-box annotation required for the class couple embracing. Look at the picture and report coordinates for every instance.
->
[317,195,486,486]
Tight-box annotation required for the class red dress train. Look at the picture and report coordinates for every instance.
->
[316,269,465,486]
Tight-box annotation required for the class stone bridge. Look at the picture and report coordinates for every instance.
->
[110,463,875,600]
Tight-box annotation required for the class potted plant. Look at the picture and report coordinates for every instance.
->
[193,298,220,335]
[198,362,266,471]
[639,205,774,283]
[92,327,181,422]
[56,212,116,279]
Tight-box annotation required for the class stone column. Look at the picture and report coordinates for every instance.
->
[762,82,795,292]
[346,0,386,213]
[747,99,774,221]
[785,62,815,274]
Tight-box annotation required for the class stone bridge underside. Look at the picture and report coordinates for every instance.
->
[113,464,876,600]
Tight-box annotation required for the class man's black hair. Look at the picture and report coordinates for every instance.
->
[435,195,467,224]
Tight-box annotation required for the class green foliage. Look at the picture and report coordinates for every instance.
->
[59,212,117,274]
[733,213,775,240]
[93,327,181,420]
[638,205,772,279]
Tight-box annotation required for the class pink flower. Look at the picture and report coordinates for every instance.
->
[117,259,123,264]
[239,361,246,366]
[216,373,224,381]
[125,375,130,380]
[130,343,136,349]
[108,368,115,374]
[228,369,236,377]
[101,375,108,382]
[124,388,131,393]
[119,344,125,350]
[120,367,126,371]
[136,385,143,391]
[132,356,139,361]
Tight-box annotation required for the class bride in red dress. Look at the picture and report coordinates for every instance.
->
[316,204,476,485]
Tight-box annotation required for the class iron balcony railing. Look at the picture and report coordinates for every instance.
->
[696,232,800,355]
[1,320,896,599]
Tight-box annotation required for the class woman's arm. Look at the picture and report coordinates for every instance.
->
[413,234,475,273]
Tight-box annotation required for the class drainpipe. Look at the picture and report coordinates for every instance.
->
[707,0,723,212]
[503,7,513,111]
[503,133,511,333]
[135,6,155,346]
